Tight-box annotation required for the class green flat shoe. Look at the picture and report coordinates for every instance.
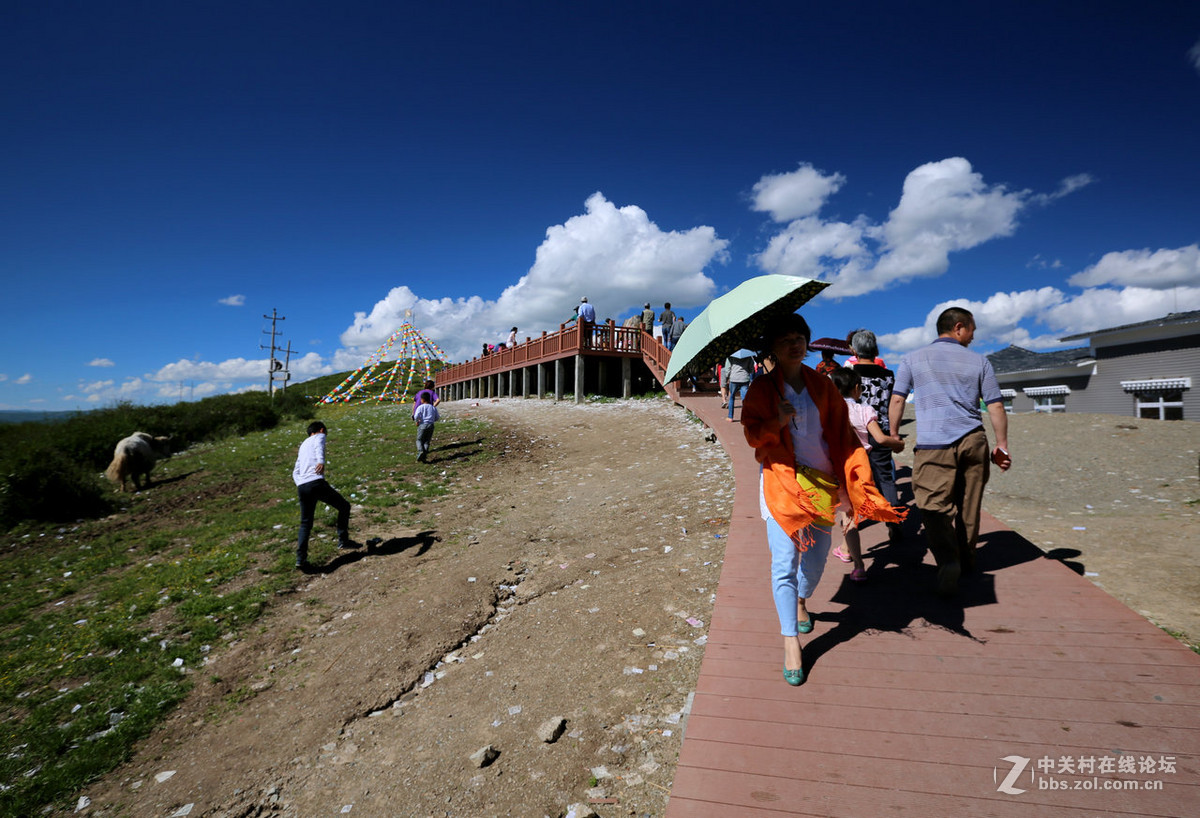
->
[783,667,805,686]
[797,617,814,634]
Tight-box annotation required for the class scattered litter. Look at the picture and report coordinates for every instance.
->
[693,635,708,646]
[663,546,673,553]
[585,553,595,559]
[170,805,194,817]
[507,705,522,715]
[623,666,644,675]
[560,563,569,569]
[632,628,646,638]
[1085,571,1100,577]
[154,770,176,783]
[171,658,184,668]
[342,612,353,619]
[341,806,353,814]
[685,617,703,627]
[1072,526,1086,531]
[468,577,477,582]
[663,729,673,737]
[75,796,90,812]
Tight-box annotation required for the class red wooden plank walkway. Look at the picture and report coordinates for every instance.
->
[667,391,1199,818]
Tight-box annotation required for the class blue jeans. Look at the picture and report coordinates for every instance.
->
[765,514,832,637]
[727,382,749,419]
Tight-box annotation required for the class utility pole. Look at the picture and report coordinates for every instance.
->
[260,308,288,398]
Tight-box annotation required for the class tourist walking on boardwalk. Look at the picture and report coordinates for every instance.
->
[849,329,902,543]
[742,313,903,685]
[578,297,596,323]
[292,421,357,571]
[658,302,676,346]
[829,368,905,579]
[640,302,655,334]
[506,327,518,348]
[413,398,439,463]
[723,349,755,422]
[669,314,685,351]
[888,306,1011,596]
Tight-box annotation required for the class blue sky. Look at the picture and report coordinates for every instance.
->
[3,1,1199,409]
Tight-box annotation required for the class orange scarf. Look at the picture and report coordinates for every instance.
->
[742,366,905,549]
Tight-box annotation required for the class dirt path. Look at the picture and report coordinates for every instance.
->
[73,402,1200,818]
[79,398,733,818]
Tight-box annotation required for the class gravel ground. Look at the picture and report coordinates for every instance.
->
[895,411,1200,646]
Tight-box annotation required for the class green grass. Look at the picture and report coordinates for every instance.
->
[0,403,496,816]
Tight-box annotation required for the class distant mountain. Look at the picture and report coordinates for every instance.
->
[0,409,81,425]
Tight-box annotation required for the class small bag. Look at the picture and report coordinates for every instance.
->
[795,465,839,527]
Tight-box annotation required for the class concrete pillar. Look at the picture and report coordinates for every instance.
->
[598,358,607,395]
[537,363,546,398]
[622,357,632,398]
[522,367,529,398]
[574,354,585,404]
[555,359,564,401]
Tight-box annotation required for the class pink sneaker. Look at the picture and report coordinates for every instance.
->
[832,547,852,564]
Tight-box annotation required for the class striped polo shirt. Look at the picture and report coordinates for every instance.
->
[892,337,1002,449]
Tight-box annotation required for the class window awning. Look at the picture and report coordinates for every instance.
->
[999,388,1017,398]
[1121,377,1191,393]
[1023,385,1070,397]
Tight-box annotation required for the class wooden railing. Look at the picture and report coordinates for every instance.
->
[436,320,647,386]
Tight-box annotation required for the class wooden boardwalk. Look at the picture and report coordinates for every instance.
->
[666,391,1200,818]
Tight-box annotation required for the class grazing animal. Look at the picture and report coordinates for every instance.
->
[105,432,173,492]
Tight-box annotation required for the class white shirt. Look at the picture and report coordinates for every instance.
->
[292,433,326,486]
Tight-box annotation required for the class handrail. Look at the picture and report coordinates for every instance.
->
[437,319,645,386]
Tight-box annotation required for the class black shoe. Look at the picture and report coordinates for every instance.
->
[936,562,961,596]
[296,560,311,571]
[338,539,360,550]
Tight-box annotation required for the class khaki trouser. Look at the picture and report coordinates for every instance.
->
[912,429,990,569]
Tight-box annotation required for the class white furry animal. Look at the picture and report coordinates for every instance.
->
[105,432,173,492]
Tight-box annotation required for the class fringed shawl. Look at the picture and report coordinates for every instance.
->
[741,366,906,550]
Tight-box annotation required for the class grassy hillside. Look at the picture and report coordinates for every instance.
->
[0,372,385,530]
[0,398,495,816]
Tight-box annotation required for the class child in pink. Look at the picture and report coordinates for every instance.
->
[829,368,905,579]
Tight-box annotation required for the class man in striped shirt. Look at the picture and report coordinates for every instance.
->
[888,307,1012,596]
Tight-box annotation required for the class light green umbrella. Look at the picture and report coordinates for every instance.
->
[663,274,830,383]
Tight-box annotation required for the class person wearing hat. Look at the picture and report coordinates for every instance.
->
[640,302,655,334]
[578,297,596,323]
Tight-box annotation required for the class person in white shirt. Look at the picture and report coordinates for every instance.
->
[292,421,357,570]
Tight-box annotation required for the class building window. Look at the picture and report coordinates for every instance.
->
[1135,390,1184,420]
[1023,385,1070,413]
[999,388,1016,413]
[1121,378,1190,421]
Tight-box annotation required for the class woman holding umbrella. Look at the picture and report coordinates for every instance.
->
[742,313,904,686]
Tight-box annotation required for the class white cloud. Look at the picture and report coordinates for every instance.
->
[867,158,1027,289]
[753,157,1089,298]
[1043,285,1200,334]
[751,163,846,222]
[1189,39,1200,74]
[218,294,246,306]
[16,373,32,385]
[88,358,115,367]
[0,374,6,382]
[82,379,115,393]
[339,192,728,361]
[878,281,1200,360]
[878,287,1067,354]
[1067,244,1200,289]
[150,351,333,385]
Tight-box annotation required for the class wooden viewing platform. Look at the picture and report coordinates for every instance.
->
[435,319,680,403]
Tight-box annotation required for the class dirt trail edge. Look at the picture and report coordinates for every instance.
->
[78,398,733,818]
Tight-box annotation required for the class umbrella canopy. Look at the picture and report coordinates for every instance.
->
[808,337,853,355]
[663,274,830,383]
